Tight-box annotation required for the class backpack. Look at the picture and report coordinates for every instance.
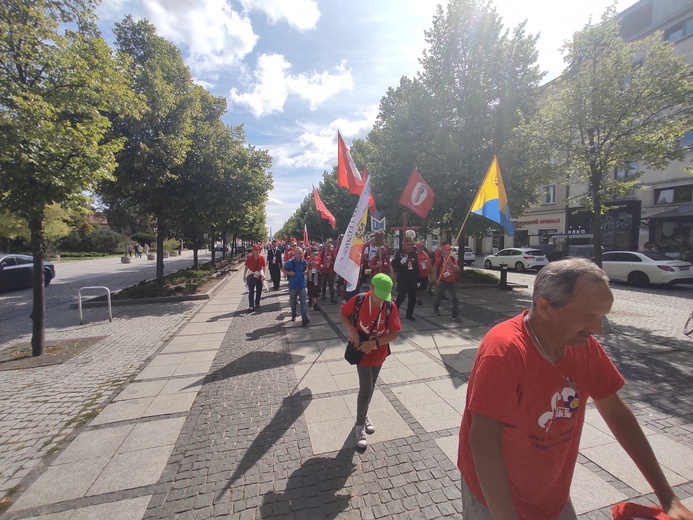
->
[350,293,393,328]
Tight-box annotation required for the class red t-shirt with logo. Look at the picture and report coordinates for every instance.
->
[340,292,402,366]
[434,255,459,282]
[369,252,391,274]
[457,311,624,520]
[319,250,335,273]
[417,251,431,277]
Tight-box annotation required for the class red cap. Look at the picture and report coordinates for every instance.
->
[442,244,452,251]
[253,244,262,251]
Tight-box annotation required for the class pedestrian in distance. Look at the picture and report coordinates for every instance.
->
[369,244,394,280]
[267,239,283,291]
[282,246,310,326]
[457,257,693,520]
[432,244,460,321]
[393,237,420,321]
[243,244,266,312]
[306,249,322,311]
[319,241,337,302]
[415,241,430,305]
[338,273,402,449]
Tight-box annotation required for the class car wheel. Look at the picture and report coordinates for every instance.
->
[44,269,53,286]
[628,271,650,287]
[514,261,526,273]
[484,260,493,269]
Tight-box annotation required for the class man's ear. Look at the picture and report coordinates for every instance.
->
[533,296,552,317]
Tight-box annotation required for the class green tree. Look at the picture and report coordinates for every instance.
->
[101,16,194,283]
[367,0,543,238]
[520,11,693,265]
[0,0,140,355]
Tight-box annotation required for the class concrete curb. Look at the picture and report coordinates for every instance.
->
[69,272,233,309]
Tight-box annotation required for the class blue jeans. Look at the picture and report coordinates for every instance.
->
[288,286,308,320]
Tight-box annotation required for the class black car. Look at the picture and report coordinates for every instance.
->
[0,254,56,291]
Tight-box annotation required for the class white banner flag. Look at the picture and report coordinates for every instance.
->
[335,176,371,288]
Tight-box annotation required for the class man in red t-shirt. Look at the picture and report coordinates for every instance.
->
[432,244,460,321]
[339,273,401,449]
[243,244,266,311]
[457,258,691,520]
[318,241,337,302]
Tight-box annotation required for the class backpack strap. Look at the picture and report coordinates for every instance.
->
[350,293,366,326]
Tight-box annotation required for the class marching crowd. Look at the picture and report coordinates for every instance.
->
[240,233,692,520]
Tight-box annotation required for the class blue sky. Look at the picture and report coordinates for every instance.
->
[95,0,638,235]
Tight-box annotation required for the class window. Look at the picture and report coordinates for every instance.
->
[665,17,693,43]
[680,131,693,148]
[541,184,556,205]
[614,162,637,198]
[654,185,693,205]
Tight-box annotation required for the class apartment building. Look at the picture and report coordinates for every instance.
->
[509,0,693,260]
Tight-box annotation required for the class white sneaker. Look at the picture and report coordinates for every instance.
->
[354,424,367,448]
[364,416,375,434]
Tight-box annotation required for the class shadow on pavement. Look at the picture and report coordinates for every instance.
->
[218,389,313,500]
[601,323,692,417]
[259,433,356,519]
[189,350,303,390]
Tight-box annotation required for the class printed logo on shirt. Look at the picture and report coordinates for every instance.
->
[538,385,579,432]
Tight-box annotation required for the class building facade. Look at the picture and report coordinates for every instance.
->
[509,0,693,260]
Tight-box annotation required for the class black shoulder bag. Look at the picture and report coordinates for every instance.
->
[344,295,385,365]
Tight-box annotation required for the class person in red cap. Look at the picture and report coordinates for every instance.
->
[433,244,460,321]
[368,245,394,279]
[243,244,266,311]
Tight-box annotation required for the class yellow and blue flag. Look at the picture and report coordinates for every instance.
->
[470,157,514,236]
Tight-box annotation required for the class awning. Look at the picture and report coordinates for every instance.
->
[644,203,693,222]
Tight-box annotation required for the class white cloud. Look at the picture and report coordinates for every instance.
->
[267,197,285,205]
[270,106,379,170]
[239,0,320,31]
[298,188,309,195]
[140,0,258,75]
[230,54,353,117]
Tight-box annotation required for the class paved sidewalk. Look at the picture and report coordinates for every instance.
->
[2,270,692,519]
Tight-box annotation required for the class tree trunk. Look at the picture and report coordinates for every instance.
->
[210,226,215,262]
[192,229,199,269]
[29,216,46,357]
[591,168,604,268]
[156,223,165,283]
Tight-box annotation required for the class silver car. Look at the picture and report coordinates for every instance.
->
[483,248,548,272]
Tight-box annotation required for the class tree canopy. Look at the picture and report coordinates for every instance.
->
[519,10,693,265]
[0,0,141,355]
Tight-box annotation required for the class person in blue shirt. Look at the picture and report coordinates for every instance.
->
[281,246,310,326]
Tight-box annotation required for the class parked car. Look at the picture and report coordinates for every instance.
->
[447,246,475,265]
[0,254,56,291]
[483,248,549,272]
[600,251,693,287]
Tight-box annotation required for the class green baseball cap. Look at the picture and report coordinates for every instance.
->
[371,273,393,302]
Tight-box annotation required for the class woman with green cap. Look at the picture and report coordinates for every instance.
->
[338,273,402,449]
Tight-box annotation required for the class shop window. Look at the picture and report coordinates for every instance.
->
[654,185,693,205]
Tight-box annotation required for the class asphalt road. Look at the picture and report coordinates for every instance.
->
[0,250,213,346]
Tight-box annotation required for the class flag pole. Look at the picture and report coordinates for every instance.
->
[436,163,489,282]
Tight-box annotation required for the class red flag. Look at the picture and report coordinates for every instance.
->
[313,186,336,228]
[337,132,363,195]
[303,224,308,245]
[398,167,435,218]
